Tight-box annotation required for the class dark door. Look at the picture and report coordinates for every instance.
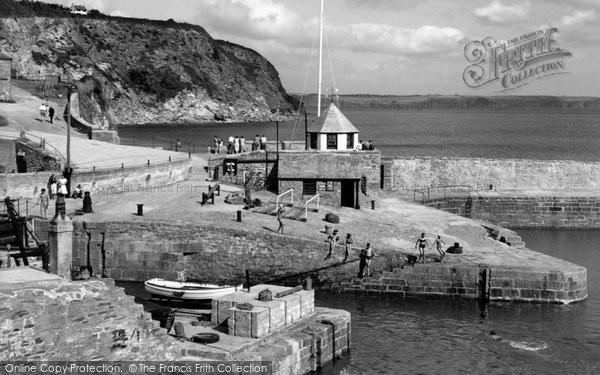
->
[310,133,318,149]
[341,180,355,207]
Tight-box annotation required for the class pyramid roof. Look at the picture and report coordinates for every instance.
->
[307,103,359,134]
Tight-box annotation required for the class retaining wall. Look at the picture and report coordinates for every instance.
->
[67,92,119,144]
[2,158,192,199]
[69,220,587,303]
[385,157,600,191]
[71,158,192,196]
[343,263,587,304]
[428,196,600,228]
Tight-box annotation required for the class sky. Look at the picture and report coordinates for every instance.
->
[46,0,600,96]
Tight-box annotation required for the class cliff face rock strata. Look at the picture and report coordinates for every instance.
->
[0,10,295,126]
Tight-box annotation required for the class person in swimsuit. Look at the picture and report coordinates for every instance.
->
[415,232,428,263]
[432,234,446,262]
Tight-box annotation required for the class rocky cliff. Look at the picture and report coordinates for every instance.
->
[0,1,296,127]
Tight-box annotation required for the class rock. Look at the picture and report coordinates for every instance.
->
[325,213,340,224]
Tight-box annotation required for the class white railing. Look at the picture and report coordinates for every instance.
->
[276,188,293,207]
[304,194,320,220]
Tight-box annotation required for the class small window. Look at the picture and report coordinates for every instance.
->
[303,180,316,195]
[346,134,354,149]
[327,134,337,149]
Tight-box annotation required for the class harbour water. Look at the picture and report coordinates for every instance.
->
[118,107,600,161]
[117,107,600,373]
[318,229,600,374]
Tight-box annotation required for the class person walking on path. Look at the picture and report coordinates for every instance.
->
[415,233,428,263]
[175,139,181,152]
[58,176,68,196]
[344,233,353,262]
[324,229,339,260]
[240,136,246,153]
[48,106,55,124]
[275,204,285,234]
[38,102,48,119]
[38,188,49,219]
[234,136,240,153]
[432,234,446,262]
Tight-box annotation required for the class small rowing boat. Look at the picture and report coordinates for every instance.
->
[144,278,242,300]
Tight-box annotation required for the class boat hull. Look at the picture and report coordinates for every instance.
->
[144,278,242,300]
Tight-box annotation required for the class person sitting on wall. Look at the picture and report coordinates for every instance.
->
[355,140,363,151]
[71,184,83,199]
[368,140,375,150]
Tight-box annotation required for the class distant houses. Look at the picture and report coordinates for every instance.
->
[70,3,88,15]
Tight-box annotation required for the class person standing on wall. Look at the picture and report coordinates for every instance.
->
[415,233,428,263]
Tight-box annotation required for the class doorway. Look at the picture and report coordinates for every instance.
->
[341,180,356,208]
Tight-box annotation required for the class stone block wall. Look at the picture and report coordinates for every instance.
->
[211,284,315,338]
[428,196,600,228]
[0,278,179,361]
[387,157,600,192]
[343,264,481,299]
[343,262,587,304]
[70,221,377,287]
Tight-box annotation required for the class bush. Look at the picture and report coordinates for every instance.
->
[325,213,339,224]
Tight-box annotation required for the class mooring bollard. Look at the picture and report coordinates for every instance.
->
[371,200,376,210]
[137,204,144,216]
[237,210,242,222]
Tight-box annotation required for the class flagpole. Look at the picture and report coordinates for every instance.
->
[317,0,324,117]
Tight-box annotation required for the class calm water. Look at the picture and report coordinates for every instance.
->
[118,107,600,161]
[317,229,600,375]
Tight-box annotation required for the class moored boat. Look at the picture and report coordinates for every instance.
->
[144,278,242,300]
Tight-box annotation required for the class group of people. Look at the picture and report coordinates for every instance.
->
[38,102,56,124]
[38,174,84,218]
[415,233,446,263]
[355,139,375,151]
[209,134,268,154]
[323,229,375,278]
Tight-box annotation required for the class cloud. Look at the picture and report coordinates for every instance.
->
[340,23,465,55]
[190,0,311,43]
[474,0,530,23]
[561,9,596,26]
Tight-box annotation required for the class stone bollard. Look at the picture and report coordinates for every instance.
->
[48,209,73,280]
[237,210,242,222]
[137,204,144,216]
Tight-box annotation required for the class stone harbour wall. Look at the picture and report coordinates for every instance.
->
[343,263,587,304]
[0,277,179,361]
[70,221,366,287]
[427,196,600,228]
[386,157,600,192]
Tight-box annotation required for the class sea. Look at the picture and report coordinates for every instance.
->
[117,106,600,374]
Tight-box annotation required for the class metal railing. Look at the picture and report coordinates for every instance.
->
[0,129,66,163]
[304,194,320,220]
[119,136,207,154]
[276,189,294,208]
[412,184,487,204]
